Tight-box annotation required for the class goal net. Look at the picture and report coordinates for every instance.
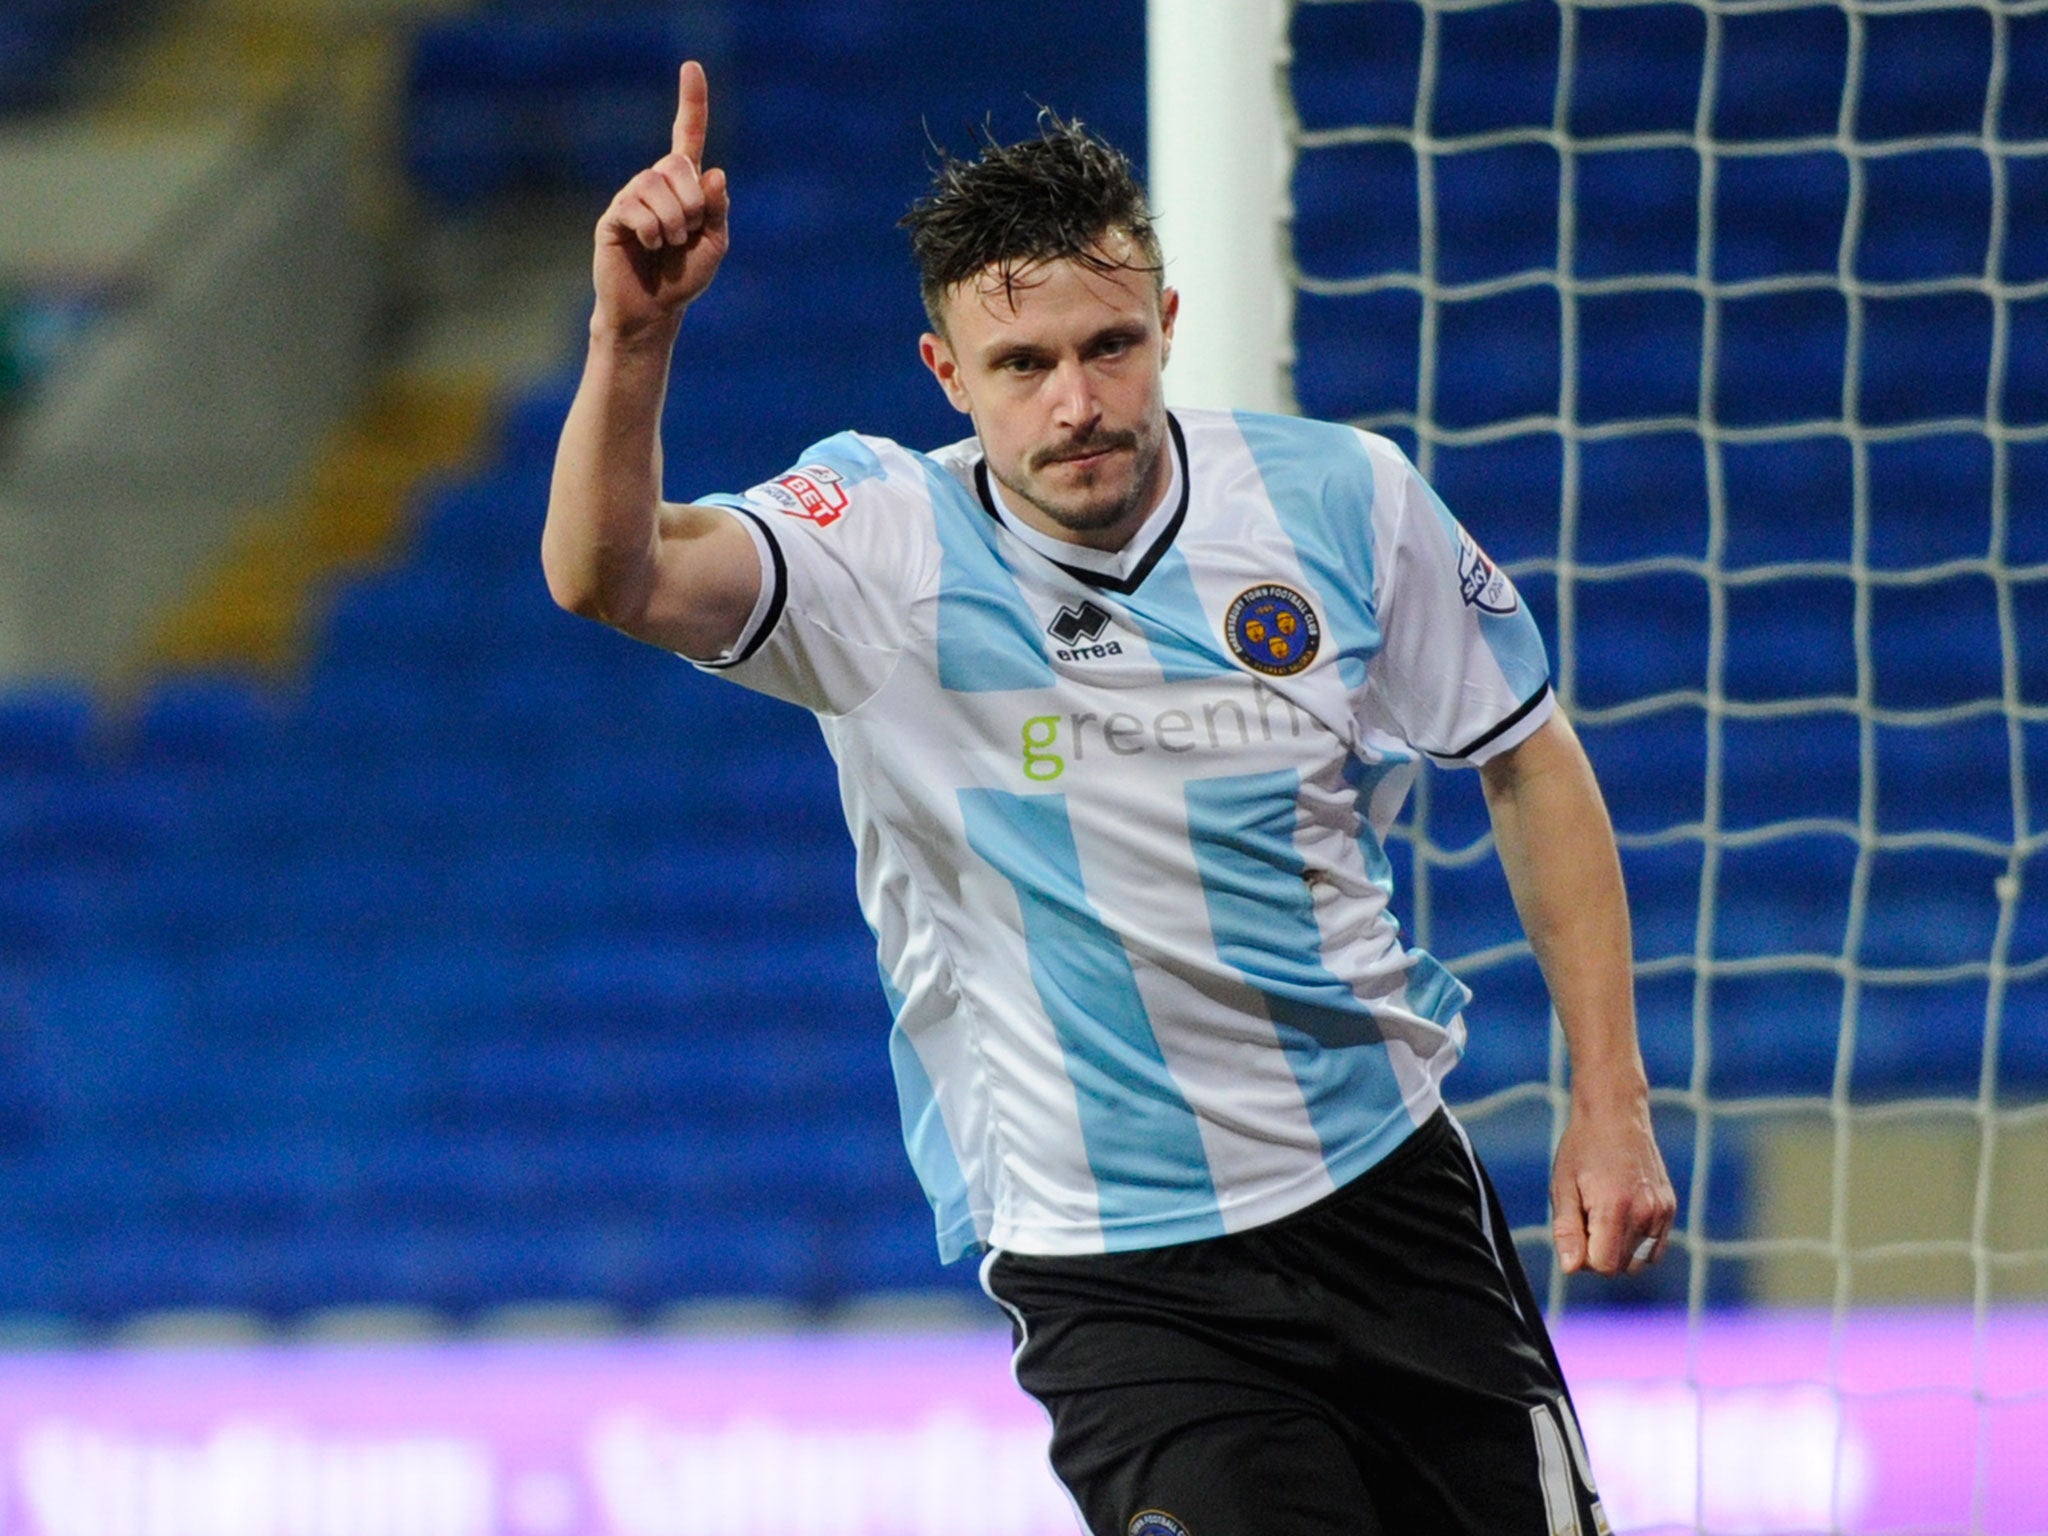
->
[1270,0,2044,1528]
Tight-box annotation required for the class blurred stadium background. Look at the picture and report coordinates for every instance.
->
[0,0,2041,1531]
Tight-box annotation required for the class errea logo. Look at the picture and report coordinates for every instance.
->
[1045,599,1123,662]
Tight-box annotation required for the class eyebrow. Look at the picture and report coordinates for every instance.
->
[980,322,1147,369]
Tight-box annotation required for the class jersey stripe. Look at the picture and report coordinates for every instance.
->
[1339,753,1411,898]
[960,787,1225,1247]
[1120,545,1239,682]
[1417,477,1551,707]
[930,463,1056,693]
[804,429,887,487]
[1232,413,1385,668]
[1182,771,1418,1179]
[882,970,979,1260]
[1063,780,1338,1227]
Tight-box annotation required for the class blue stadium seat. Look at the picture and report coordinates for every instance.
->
[404,6,705,207]
[1712,152,1847,283]
[1723,438,1855,567]
[0,682,94,776]
[1577,289,1702,426]
[1718,714,1861,834]
[1870,579,2006,711]
[1582,709,1710,832]
[409,466,552,580]
[1430,0,1558,138]
[1574,573,1710,708]
[827,1207,977,1297]
[1713,289,1846,426]
[493,371,580,469]
[1431,288,1560,430]
[125,673,278,786]
[1634,971,1699,1089]
[1435,144,1559,287]
[2002,973,2048,1087]
[1858,150,1991,283]
[1577,434,1709,563]
[1855,7,1992,141]
[315,566,505,682]
[1573,148,1699,282]
[1862,292,1993,427]
[17,962,186,1136]
[1449,958,1554,1099]
[1712,8,1845,141]
[0,865,120,965]
[1292,145,1420,288]
[1288,0,1420,135]
[1291,290,1421,425]
[1850,980,1995,1095]
[3,770,186,876]
[1620,841,1706,962]
[1568,5,1702,139]
[1706,969,1847,1097]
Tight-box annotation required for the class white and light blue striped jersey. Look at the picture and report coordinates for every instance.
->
[694,408,1554,1262]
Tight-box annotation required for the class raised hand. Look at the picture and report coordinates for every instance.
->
[591,60,731,337]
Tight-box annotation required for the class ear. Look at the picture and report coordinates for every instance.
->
[920,332,974,415]
[1159,286,1180,368]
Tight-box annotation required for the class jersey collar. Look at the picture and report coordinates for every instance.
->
[974,413,1191,595]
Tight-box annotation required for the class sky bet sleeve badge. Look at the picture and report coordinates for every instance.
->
[1457,527,1519,614]
[741,463,850,527]
[1224,583,1322,677]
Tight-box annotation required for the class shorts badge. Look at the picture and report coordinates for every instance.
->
[1128,1514,1192,1536]
[1224,583,1321,676]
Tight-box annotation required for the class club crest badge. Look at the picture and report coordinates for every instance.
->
[1224,583,1321,677]
[1128,1514,1192,1536]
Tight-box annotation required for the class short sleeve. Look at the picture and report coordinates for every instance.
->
[1364,441,1554,766]
[692,431,934,716]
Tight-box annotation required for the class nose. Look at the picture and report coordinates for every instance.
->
[1048,358,1101,431]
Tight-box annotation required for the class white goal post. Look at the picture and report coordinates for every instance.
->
[1146,0,1297,415]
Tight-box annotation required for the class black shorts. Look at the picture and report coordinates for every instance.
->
[981,1111,1610,1536]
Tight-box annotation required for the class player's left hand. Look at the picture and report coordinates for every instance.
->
[1550,1091,1677,1277]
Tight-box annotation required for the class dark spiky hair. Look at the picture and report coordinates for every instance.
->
[900,110,1163,332]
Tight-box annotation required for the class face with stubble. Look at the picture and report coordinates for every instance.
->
[920,234,1180,553]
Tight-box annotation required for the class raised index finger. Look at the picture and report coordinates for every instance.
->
[672,60,709,165]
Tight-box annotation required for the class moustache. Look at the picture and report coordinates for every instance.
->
[1034,433,1137,470]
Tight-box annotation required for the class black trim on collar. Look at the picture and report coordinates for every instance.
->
[704,507,788,668]
[1448,681,1554,762]
[973,413,1192,596]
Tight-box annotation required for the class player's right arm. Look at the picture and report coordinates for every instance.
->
[541,61,759,660]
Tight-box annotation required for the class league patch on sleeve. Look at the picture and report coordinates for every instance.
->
[741,463,850,527]
[1457,528,1519,614]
